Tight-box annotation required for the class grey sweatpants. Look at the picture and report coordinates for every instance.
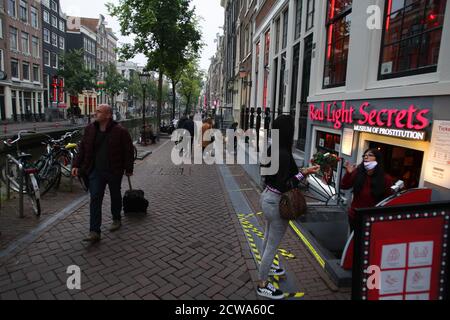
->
[259,188,289,281]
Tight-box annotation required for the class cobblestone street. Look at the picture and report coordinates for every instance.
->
[0,138,350,300]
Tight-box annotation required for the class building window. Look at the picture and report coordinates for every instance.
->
[44,28,50,43]
[19,0,27,22]
[21,32,29,54]
[50,0,57,11]
[59,36,64,49]
[51,15,57,28]
[44,50,50,66]
[282,10,289,49]
[43,10,49,23]
[8,0,17,18]
[263,30,270,110]
[0,18,3,39]
[32,36,39,57]
[33,64,40,82]
[51,32,57,46]
[0,50,4,71]
[22,62,30,80]
[290,43,300,112]
[51,52,58,68]
[11,59,19,79]
[379,0,447,79]
[295,0,302,39]
[31,6,38,28]
[10,27,18,51]
[59,20,65,32]
[306,0,315,31]
[274,18,280,54]
[323,0,352,88]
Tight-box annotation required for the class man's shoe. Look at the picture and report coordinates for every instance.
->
[256,282,284,300]
[82,232,101,243]
[269,266,286,276]
[109,220,122,232]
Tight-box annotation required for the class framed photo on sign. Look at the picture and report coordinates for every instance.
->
[352,202,450,300]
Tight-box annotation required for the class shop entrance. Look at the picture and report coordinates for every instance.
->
[368,141,423,189]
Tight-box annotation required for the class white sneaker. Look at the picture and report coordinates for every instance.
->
[269,264,286,276]
[256,282,284,300]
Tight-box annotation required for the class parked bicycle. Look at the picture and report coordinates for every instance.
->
[1,130,41,216]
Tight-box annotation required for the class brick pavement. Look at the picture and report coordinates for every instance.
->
[0,138,350,300]
[0,139,258,300]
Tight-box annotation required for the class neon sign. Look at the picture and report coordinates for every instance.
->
[309,101,430,131]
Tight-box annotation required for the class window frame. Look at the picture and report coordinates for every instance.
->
[21,31,30,54]
[43,28,50,43]
[11,59,20,79]
[51,32,58,47]
[59,20,65,32]
[10,27,18,51]
[322,0,352,89]
[306,0,315,31]
[31,6,39,28]
[43,10,49,23]
[51,15,57,28]
[22,62,30,81]
[59,36,65,49]
[44,50,50,66]
[50,0,57,12]
[32,36,39,57]
[19,0,28,23]
[33,64,40,82]
[8,0,17,19]
[377,0,445,80]
[294,0,302,40]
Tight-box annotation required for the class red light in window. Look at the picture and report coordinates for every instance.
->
[386,0,393,30]
[330,0,336,19]
[327,25,334,59]
[428,13,437,21]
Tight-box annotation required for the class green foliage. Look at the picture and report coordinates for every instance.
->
[57,49,96,99]
[104,62,127,101]
[177,59,204,115]
[107,0,203,127]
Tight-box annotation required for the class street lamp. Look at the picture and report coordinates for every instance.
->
[139,71,151,128]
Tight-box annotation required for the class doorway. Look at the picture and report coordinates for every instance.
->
[368,141,424,189]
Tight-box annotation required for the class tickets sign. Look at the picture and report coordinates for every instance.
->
[352,202,450,300]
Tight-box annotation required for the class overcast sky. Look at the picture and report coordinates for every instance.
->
[60,0,224,72]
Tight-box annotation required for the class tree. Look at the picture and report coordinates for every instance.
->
[57,49,96,96]
[107,0,202,132]
[178,59,204,115]
[57,49,96,115]
[103,62,127,114]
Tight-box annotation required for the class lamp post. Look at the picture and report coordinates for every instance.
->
[139,71,151,128]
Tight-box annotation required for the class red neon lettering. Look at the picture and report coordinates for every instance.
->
[395,110,407,128]
[358,102,371,125]
[376,109,388,127]
[415,109,430,130]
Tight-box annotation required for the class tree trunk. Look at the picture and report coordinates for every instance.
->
[172,80,177,121]
[186,93,192,115]
[157,69,163,135]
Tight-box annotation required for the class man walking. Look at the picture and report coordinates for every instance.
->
[72,104,134,243]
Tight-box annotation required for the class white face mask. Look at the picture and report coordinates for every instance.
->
[364,161,378,170]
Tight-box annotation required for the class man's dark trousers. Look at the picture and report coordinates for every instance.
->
[89,169,123,234]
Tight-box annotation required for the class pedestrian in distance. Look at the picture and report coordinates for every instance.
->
[340,148,395,232]
[201,117,214,152]
[72,104,135,243]
[183,114,195,153]
[257,115,320,299]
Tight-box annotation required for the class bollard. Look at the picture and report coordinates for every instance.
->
[19,168,24,218]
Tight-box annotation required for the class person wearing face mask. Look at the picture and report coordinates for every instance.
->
[341,148,395,232]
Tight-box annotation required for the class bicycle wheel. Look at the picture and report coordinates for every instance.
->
[56,150,73,178]
[27,174,41,217]
[39,161,61,196]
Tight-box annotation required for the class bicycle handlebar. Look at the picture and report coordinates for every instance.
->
[3,130,37,147]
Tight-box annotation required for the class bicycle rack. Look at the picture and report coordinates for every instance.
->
[6,154,25,218]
